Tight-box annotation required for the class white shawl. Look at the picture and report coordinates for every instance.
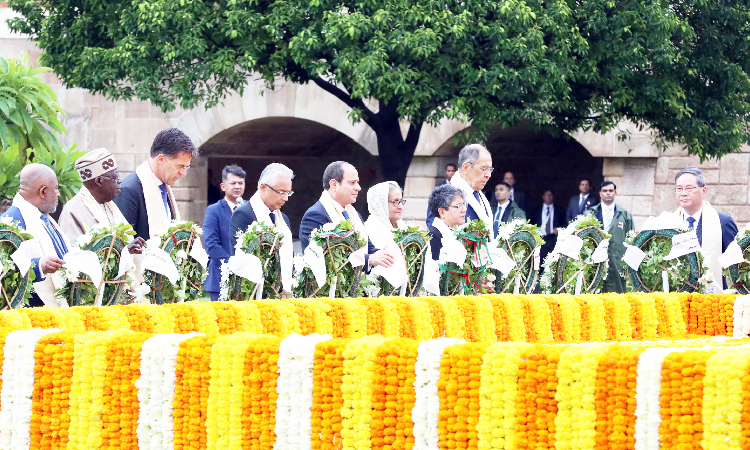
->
[135,161,180,238]
[78,185,128,226]
[432,218,458,262]
[675,201,723,291]
[450,171,494,241]
[365,214,406,250]
[249,191,294,293]
[319,190,369,243]
[11,194,70,307]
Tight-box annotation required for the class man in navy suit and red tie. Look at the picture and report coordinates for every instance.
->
[203,165,246,301]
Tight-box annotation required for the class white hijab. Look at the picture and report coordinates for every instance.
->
[364,181,406,249]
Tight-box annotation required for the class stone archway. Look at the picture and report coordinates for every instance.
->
[199,117,381,237]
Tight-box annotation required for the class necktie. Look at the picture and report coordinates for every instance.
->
[269,212,276,224]
[545,206,552,235]
[41,215,68,258]
[687,216,696,230]
[604,207,613,231]
[578,195,586,213]
[159,184,171,219]
[509,190,514,201]
[342,210,350,220]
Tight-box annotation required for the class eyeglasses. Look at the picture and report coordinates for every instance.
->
[166,158,191,171]
[267,184,294,197]
[471,163,494,173]
[99,173,121,183]
[448,202,467,211]
[390,199,407,207]
[674,186,700,193]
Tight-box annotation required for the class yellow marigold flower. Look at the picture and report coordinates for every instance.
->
[115,304,175,333]
[356,297,400,337]
[254,300,301,337]
[312,338,350,450]
[73,306,130,331]
[391,297,432,341]
[319,299,367,338]
[453,296,497,343]
[164,303,220,335]
[0,309,32,332]
[174,335,219,450]
[421,296,466,339]
[284,299,333,335]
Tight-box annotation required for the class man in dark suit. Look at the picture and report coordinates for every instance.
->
[674,167,738,290]
[565,178,599,224]
[503,171,529,214]
[114,128,198,239]
[532,189,566,268]
[229,163,294,251]
[299,161,394,270]
[204,165,246,301]
[426,163,457,227]
[492,181,526,237]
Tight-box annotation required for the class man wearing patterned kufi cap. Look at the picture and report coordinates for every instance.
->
[59,148,145,254]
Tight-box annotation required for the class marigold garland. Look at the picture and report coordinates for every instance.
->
[594,344,642,450]
[482,294,525,342]
[319,299,367,338]
[0,309,32,331]
[173,335,218,450]
[515,345,564,450]
[207,301,260,334]
[312,338,349,450]
[574,296,607,342]
[516,295,554,343]
[597,294,633,341]
[254,300,301,337]
[285,299,333,335]
[243,335,283,450]
[437,342,491,450]
[341,335,388,450]
[115,304,175,333]
[651,293,688,338]
[19,308,85,332]
[625,293,659,340]
[163,303,220,335]
[421,296,466,340]
[74,306,130,331]
[356,297,400,337]
[702,348,750,450]
[392,297,433,341]
[453,296,496,343]
[371,338,419,450]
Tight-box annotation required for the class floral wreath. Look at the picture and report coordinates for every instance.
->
[541,215,610,294]
[378,226,431,296]
[219,221,285,300]
[494,219,544,294]
[623,228,713,293]
[143,221,207,304]
[293,219,369,298]
[54,222,137,306]
[0,217,35,309]
[439,219,493,296]
[725,223,750,294]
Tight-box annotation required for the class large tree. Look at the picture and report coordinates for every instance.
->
[8,0,750,185]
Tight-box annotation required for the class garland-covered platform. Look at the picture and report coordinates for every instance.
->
[0,293,749,450]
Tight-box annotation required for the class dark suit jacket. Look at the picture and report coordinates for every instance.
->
[565,194,599,224]
[228,201,291,253]
[203,199,234,293]
[1,206,59,306]
[299,200,377,268]
[696,211,738,252]
[532,204,566,233]
[114,172,175,240]
[492,201,526,237]
[510,189,528,214]
[428,226,443,261]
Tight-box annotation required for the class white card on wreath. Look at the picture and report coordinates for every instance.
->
[591,238,610,264]
[489,247,516,276]
[64,249,103,288]
[371,243,408,287]
[719,240,745,268]
[439,239,467,265]
[422,250,441,295]
[664,231,700,260]
[189,238,209,269]
[142,248,180,285]
[11,239,42,276]
[348,246,368,268]
[227,251,263,284]
[303,242,327,288]
[116,248,134,280]
[623,244,647,269]
[554,234,584,260]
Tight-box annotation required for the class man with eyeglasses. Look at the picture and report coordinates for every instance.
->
[445,143,495,237]
[673,166,737,290]
[203,165,247,301]
[115,128,198,240]
[299,161,394,270]
[59,148,146,251]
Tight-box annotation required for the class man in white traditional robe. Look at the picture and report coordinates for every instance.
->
[674,166,738,290]
[1,164,69,307]
[59,148,146,255]
[114,128,198,239]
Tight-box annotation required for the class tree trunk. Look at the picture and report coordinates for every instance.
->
[372,118,423,188]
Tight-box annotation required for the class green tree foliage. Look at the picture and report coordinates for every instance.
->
[0,53,65,162]
[8,0,750,184]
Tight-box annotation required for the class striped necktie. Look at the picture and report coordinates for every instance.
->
[40,214,68,258]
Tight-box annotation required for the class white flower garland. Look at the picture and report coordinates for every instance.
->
[274,333,332,450]
[0,328,60,450]
[733,295,750,338]
[633,347,686,450]
[412,338,466,450]
[136,333,201,450]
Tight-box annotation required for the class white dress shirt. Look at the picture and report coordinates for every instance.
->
[541,204,555,236]
[681,208,702,229]
[601,203,615,232]
[494,200,510,223]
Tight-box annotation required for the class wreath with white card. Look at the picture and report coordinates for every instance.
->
[622,228,713,293]
[220,221,284,300]
[494,219,544,294]
[540,215,610,294]
[0,217,35,309]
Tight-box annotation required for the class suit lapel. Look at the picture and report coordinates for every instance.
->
[697,214,703,246]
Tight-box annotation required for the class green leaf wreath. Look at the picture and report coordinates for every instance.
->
[725,223,750,294]
[293,219,370,298]
[0,216,35,309]
[54,222,136,306]
[144,221,207,304]
[220,221,285,300]
[439,219,493,296]
[541,215,610,294]
[623,228,714,293]
[494,219,544,294]
[378,226,431,296]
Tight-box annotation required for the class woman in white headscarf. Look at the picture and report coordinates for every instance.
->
[365,181,406,249]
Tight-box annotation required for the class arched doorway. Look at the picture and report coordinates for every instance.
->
[200,117,382,237]
[434,122,603,217]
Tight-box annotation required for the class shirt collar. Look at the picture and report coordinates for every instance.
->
[13,194,42,218]
[498,200,510,208]
[580,193,588,200]
[150,166,164,187]
[683,208,702,223]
